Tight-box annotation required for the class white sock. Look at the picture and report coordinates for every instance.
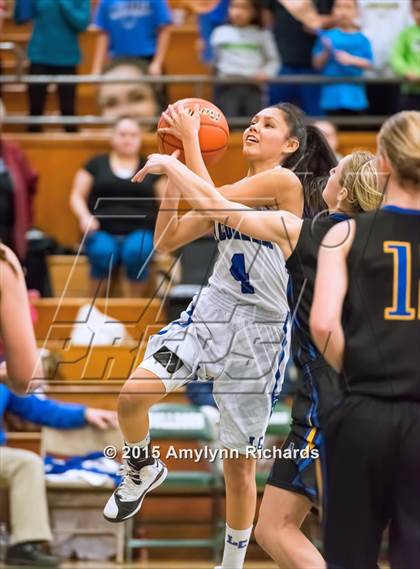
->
[221,524,252,569]
[124,434,153,466]
[125,433,150,449]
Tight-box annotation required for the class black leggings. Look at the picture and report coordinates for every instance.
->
[28,62,77,132]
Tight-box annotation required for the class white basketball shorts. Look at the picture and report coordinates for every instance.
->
[140,289,290,453]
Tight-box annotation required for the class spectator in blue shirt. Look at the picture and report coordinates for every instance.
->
[14,0,91,133]
[313,0,373,114]
[0,379,117,567]
[263,0,334,116]
[195,0,229,63]
[92,0,173,76]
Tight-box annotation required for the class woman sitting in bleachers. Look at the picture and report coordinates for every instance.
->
[70,116,163,297]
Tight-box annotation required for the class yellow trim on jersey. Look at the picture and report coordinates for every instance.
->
[383,241,416,321]
[305,427,317,453]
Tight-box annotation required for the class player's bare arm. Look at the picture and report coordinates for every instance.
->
[310,219,355,371]
[0,246,40,394]
[153,177,213,253]
[135,153,302,258]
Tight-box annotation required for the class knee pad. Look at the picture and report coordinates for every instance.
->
[153,347,184,374]
[140,347,191,393]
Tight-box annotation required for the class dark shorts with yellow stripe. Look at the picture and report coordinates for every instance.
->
[266,422,323,505]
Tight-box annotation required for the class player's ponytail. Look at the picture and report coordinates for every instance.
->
[340,151,383,213]
[378,111,420,189]
[273,103,337,218]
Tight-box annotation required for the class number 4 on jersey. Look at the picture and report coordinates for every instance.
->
[230,254,255,294]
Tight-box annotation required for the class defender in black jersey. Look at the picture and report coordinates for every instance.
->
[267,214,347,503]
[138,147,382,567]
[311,111,420,569]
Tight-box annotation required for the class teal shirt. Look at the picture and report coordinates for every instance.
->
[14,0,91,66]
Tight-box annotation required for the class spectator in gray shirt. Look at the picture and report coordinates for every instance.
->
[210,0,280,117]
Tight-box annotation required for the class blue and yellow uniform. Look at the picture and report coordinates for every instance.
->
[267,213,348,503]
[323,206,420,568]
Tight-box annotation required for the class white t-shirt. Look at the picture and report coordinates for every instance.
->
[210,24,281,77]
[358,0,413,72]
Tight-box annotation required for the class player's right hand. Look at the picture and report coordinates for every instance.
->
[158,103,200,141]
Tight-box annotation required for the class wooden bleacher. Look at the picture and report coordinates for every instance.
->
[1,0,212,119]
[29,293,193,409]
[2,25,212,116]
[5,431,41,453]
[3,131,376,247]
[33,297,165,342]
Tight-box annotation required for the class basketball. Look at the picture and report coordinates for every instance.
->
[157,98,229,165]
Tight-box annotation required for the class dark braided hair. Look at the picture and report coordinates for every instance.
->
[272,103,337,218]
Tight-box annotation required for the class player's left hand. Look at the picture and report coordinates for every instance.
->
[158,103,201,141]
[132,151,181,183]
[85,408,118,430]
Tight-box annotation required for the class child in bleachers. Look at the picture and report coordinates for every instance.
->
[264,0,334,116]
[193,0,229,63]
[312,0,373,116]
[210,0,280,117]
[391,0,420,111]
[359,0,412,116]
[92,0,173,76]
[14,0,90,133]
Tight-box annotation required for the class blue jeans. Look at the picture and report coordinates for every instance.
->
[269,65,322,116]
[85,230,154,282]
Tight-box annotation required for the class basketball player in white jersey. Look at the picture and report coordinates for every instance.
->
[104,102,336,569]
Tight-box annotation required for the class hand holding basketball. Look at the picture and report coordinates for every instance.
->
[157,98,229,165]
[158,102,201,141]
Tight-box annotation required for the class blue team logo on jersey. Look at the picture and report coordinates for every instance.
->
[215,222,273,250]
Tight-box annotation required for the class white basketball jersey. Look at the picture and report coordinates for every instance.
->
[206,209,289,320]
[200,166,289,319]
